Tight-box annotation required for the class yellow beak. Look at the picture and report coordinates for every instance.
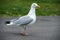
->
[36,5,40,9]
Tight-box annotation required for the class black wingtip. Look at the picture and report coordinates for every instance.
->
[5,21,10,24]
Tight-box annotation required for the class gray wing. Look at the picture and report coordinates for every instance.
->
[14,16,33,26]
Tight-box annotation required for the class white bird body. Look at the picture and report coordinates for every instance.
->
[27,6,36,25]
[6,3,40,26]
[5,3,40,35]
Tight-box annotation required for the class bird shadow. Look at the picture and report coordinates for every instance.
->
[11,32,31,36]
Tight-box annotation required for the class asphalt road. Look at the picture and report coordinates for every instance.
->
[0,16,60,40]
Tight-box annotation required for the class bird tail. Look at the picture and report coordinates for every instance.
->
[5,21,13,26]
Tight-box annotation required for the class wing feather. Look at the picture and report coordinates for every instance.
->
[14,16,33,26]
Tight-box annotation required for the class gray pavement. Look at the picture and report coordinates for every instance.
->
[0,16,60,40]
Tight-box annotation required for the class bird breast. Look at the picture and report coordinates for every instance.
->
[29,16,36,25]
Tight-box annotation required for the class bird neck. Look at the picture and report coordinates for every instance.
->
[27,7,36,17]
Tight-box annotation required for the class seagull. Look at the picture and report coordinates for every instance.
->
[5,3,40,35]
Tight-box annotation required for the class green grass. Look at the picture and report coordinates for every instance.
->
[0,0,60,17]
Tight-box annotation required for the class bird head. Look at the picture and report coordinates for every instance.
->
[31,3,40,9]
